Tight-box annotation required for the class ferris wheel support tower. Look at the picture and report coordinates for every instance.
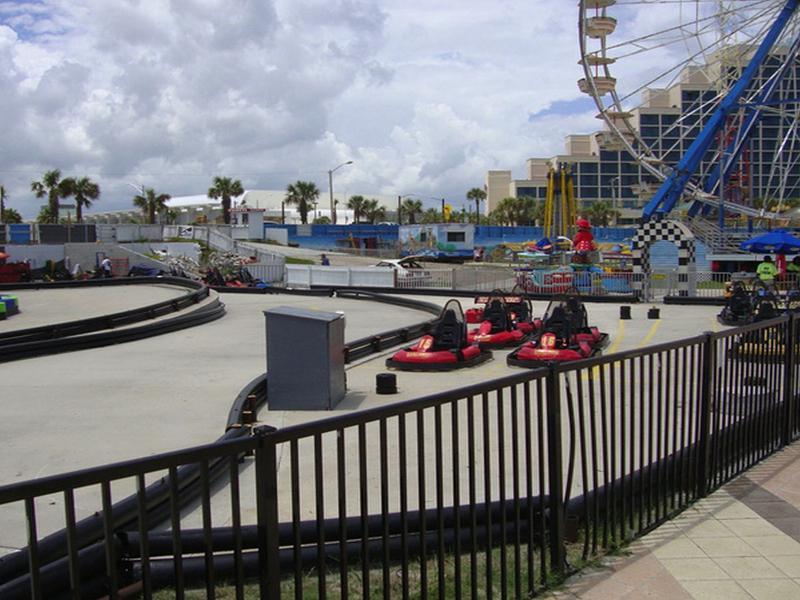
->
[578,0,800,232]
[642,0,800,222]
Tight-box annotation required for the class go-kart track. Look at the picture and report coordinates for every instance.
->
[0,280,726,554]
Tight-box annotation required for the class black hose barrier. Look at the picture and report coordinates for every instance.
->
[215,284,641,304]
[664,295,727,305]
[0,376,268,599]
[0,277,209,343]
[139,523,534,590]
[0,298,226,363]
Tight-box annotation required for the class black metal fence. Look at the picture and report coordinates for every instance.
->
[0,315,798,599]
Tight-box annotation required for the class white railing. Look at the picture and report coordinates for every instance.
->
[454,267,518,292]
[395,268,454,290]
[285,266,396,288]
[244,263,286,284]
[96,224,165,242]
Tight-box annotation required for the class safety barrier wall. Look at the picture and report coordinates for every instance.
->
[0,313,797,598]
[285,265,396,288]
[286,265,641,296]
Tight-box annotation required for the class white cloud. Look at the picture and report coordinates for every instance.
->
[0,0,627,217]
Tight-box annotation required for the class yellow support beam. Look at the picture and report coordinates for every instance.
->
[543,163,577,240]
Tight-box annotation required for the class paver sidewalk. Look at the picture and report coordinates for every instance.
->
[548,443,800,599]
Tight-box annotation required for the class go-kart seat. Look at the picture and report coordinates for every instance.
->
[565,296,588,329]
[566,296,581,314]
[483,300,509,331]
[756,298,778,320]
[510,300,530,322]
[544,306,571,337]
[433,309,464,350]
[729,290,752,317]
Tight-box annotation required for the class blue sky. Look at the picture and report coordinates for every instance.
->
[0,0,607,217]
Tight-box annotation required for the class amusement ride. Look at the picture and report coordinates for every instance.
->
[578,0,800,231]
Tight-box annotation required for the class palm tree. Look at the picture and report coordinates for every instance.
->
[37,205,57,224]
[133,188,171,224]
[285,181,320,225]
[421,208,440,223]
[490,197,514,226]
[63,176,100,223]
[401,198,423,224]
[207,176,244,225]
[31,170,71,224]
[164,208,179,225]
[466,187,487,225]
[1,207,21,223]
[347,195,368,223]
[585,201,619,227]
[531,199,546,226]
[364,198,386,224]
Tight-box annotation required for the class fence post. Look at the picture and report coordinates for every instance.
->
[254,425,280,599]
[696,332,715,498]
[545,365,567,574]
[783,314,796,447]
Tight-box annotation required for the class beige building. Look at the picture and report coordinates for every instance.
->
[487,45,800,227]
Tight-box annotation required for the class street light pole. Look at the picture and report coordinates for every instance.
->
[127,182,148,223]
[328,160,353,225]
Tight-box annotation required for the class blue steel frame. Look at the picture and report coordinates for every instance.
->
[641,0,800,222]
[693,33,800,221]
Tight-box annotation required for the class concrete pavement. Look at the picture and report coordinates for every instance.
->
[0,284,186,332]
[0,286,728,556]
[546,443,800,600]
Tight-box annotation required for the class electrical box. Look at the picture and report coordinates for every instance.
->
[265,306,346,410]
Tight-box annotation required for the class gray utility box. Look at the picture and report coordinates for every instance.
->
[265,306,346,410]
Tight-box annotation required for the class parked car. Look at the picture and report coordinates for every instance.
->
[373,256,432,287]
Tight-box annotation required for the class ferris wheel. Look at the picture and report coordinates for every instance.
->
[578,0,800,224]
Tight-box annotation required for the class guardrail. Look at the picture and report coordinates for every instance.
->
[0,311,797,598]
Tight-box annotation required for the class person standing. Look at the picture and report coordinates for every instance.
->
[757,255,778,286]
[787,256,800,276]
[100,256,113,278]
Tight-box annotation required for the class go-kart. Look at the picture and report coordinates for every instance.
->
[718,279,783,326]
[752,287,781,322]
[554,292,609,349]
[507,293,608,368]
[726,283,790,362]
[386,300,491,371]
[204,266,267,289]
[465,287,540,334]
[717,281,754,326]
[786,287,800,313]
[0,294,19,319]
[466,294,529,349]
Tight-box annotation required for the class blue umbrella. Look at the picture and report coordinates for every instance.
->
[739,230,800,255]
